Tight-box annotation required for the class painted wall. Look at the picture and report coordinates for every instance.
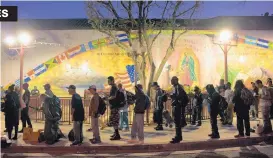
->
[1,29,273,96]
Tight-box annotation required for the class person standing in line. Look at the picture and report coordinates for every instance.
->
[266,78,273,119]
[152,82,165,131]
[44,84,54,97]
[223,82,234,125]
[68,85,85,146]
[251,82,259,119]
[118,83,129,131]
[233,80,250,138]
[256,80,272,135]
[88,85,101,144]
[128,84,147,144]
[191,86,203,126]
[107,76,122,140]
[19,83,32,133]
[31,86,40,96]
[169,76,188,143]
[206,84,221,139]
[4,85,20,140]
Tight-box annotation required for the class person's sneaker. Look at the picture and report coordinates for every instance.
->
[170,138,182,144]
[127,139,138,144]
[245,133,250,137]
[110,134,121,141]
[70,141,81,146]
[234,134,244,138]
[196,123,202,126]
[91,138,101,144]
[210,134,220,139]
[155,126,163,131]
[110,133,116,138]
[208,133,213,137]
[87,128,92,132]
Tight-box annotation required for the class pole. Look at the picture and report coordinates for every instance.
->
[19,44,24,106]
[224,44,228,83]
[134,52,137,86]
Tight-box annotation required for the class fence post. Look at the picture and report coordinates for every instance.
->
[68,100,71,125]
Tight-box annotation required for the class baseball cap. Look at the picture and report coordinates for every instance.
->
[88,85,96,90]
[43,83,51,88]
[66,85,76,90]
[151,82,159,87]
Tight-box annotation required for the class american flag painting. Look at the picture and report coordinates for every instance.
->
[104,65,138,90]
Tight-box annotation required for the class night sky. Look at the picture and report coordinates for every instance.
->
[1,1,273,19]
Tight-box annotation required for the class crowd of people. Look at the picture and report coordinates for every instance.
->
[1,76,273,146]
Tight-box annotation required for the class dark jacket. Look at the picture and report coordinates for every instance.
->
[5,91,20,127]
[206,85,220,115]
[154,88,164,110]
[134,86,146,114]
[192,93,203,107]
[170,84,187,107]
[233,89,249,113]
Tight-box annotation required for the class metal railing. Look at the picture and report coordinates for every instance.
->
[29,96,210,125]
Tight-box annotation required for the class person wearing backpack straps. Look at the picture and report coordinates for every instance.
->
[152,82,165,131]
[128,84,146,144]
[232,80,251,138]
[88,85,101,144]
[118,83,129,131]
[256,80,272,135]
[266,78,273,119]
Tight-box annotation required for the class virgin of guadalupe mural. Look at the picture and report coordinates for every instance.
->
[180,52,198,86]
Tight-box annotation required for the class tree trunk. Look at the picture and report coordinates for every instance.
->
[153,46,174,82]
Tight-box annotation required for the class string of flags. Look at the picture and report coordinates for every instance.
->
[234,34,273,50]
[13,34,129,86]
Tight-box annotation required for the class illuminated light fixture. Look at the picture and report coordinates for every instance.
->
[5,36,16,46]
[239,56,246,63]
[219,30,232,43]
[18,32,32,46]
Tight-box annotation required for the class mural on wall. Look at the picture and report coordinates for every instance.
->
[4,31,273,96]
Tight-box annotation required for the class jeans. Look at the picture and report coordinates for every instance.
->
[236,111,250,136]
[192,105,202,124]
[91,117,100,139]
[173,105,182,140]
[261,105,272,133]
[73,121,83,142]
[21,107,32,128]
[119,111,129,129]
[131,113,144,141]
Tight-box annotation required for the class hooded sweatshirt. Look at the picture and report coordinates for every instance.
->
[134,86,146,114]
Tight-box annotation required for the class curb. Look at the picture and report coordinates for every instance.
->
[2,136,273,154]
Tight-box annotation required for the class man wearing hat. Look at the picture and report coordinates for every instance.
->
[152,82,165,131]
[19,83,32,133]
[267,78,273,118]
[88,85,101,144]
[68,85,84,146]
[44,83,54,98]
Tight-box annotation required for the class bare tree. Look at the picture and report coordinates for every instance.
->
[86,1,200,95]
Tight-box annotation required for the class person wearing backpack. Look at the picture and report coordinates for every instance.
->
[88,85,101,144]
[206,84,221,139]
[256,80,272,135]
[232,80,250,138]
[4,85,20,140]
[169,76,188,143]
[191,86,203,126]
[152,82,166,131]
[128,84,147,144]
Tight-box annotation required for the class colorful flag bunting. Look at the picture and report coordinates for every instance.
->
[55,52,69,64]
[245,36,257,46]
[33,64,47,77]
[257,39,269,49]
[117,34,129,42]
[65,45,86,58]
[44,58,58,69]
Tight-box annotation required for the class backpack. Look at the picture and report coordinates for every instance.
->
[161,90,168,102]
[68,129,74,142]
[97,96,106,115]
[144,95,151,110]
[115,90,126,108]
[219,96,228,110]
[241,88,255,106]
[48,95,62,121]
[126,91,136,105]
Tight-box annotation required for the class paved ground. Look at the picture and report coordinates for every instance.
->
[0,114,270,146]
[2,145,273,157]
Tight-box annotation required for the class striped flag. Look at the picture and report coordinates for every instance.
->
[15,79,20,86]
[33,64,47,77]
[257,39,269,49]
[115,72,133,89]
[245,36,257,46]
[55,52,69,64]
[65,44,86,58]
[24,76,31,83]
[117,34,129,42]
